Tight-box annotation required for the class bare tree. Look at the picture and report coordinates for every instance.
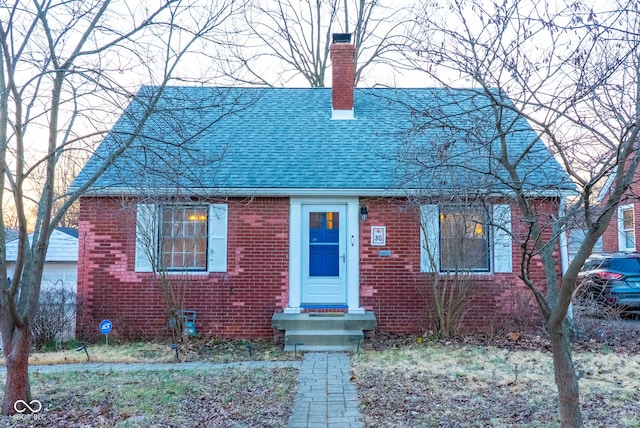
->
[401,0,640,426]
[0,0,238,415]
[28,152,83,229]
[221,0,413,87]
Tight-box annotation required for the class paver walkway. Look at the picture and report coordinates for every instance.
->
[288,352,365,428]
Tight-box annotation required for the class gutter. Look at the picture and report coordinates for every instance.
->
[70,186,576,199]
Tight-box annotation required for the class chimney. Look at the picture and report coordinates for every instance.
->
[330,33,355,120]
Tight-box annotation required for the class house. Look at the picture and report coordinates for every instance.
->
[5,227,79,292]
[601,175,640,253]
[4,228,18,243]
[71,35,570,349]
[5,227,78,341]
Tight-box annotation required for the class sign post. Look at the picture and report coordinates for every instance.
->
[99,319,112,345]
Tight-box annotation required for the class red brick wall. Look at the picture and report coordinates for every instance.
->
[601,177,640,253]
[77,196,557,340]
[77,197,290,340]
[358,199,554,335]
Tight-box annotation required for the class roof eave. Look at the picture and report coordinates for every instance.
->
[74,186,572,199]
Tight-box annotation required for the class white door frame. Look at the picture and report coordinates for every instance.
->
[284,197,363,314]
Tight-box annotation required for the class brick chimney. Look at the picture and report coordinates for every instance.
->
[330,33,355,120]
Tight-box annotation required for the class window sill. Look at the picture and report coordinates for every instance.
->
[153,271,211,279]
[423,271,509,280]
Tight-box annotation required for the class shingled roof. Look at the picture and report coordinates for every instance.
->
[72,85,571,197]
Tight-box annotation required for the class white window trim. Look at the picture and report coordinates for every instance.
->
[135,203,228,273]
[420,204,512,273]
[617,203,635,252]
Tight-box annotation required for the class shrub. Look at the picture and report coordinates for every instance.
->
[30,284,77,350]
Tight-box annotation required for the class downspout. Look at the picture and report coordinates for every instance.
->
[558,197,572,322]
[559,198,569,274]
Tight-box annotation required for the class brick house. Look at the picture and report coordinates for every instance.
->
[601,175,640,253]
[72,34,570,349]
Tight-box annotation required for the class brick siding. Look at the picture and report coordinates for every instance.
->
[77,196,557,340]
[359,199,551,335]
[77,197,289,340]
[330,43,355,111]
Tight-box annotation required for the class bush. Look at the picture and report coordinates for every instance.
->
[572,278,622,322]
[31,284,77,350]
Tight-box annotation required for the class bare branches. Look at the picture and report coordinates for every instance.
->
[406,0,640,276]
[403,1,640,424]
[220,0,412,87]
[0,0,238,414]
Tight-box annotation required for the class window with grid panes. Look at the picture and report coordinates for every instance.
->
[618,204,635,251]
[160,206,208,270]
[439,206,489,272]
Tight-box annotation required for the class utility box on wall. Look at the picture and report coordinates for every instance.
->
[170,310,197,336]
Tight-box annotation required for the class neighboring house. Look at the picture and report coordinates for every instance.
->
[4,228,18,243]
[5,227,78,341]
[601,175,640,253]
[5,227,79,291]
[71,35,570,349]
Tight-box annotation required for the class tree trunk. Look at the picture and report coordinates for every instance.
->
[548,318,583,428]
[1,324,32,415]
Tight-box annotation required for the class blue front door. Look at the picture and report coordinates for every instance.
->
[309,211,340,276]
[302,205,347,305]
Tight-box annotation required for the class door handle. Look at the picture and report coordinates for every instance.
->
[341,254,346,263]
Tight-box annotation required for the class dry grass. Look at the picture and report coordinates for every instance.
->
[0,338,295,366]
[1,320,640,426]
[21,342,171,365]
[3,367,298,427]
[353,339,640,427]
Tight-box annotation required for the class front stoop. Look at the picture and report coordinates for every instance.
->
[271,312,377,352]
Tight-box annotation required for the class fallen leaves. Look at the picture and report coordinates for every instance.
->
[1,367,298,428]
[506,331,521,342]
[355,319,640,427]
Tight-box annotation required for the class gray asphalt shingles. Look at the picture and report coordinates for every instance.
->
[72,87,571,195]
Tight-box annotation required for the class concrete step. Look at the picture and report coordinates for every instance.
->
[272,312,377,331]
[284,344,356,352]
[284,329,364,352]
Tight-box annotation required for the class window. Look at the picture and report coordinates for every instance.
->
[160,206,208,270]
[618,204,635,252]
[439,206,489,271]
[135,203,227,272]
[421,204,511,273]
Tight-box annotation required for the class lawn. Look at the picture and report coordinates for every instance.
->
[353,340,640,427]
[1,319,639,427]
[5,367,298,427]
[0,338,297,366]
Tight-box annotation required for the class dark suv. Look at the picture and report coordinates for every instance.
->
[577,252,640,314]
